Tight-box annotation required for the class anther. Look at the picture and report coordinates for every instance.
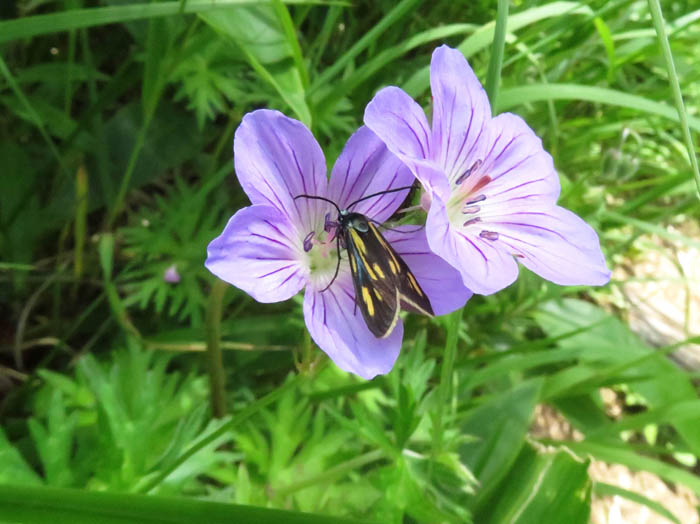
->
[479,230,499,241]
[303,231,315,252]
[324,213,335,233]
[462,204,481,214]
[455,159,483,185]
[465,194,486,205]
[463,217,481,227]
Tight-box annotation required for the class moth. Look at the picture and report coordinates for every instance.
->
[295,187,434,338]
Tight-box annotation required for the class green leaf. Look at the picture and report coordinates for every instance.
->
[564,440,700,496]
[535,299,700,457]
[402,1,593,97]
[0,429,43,486]
[460,379,543,511]
[594,482,682,524]
[200,5,311,126]
[0,484,369,524]
[0,0,327,43]
[496,84,700,134]
[474,444,591,524]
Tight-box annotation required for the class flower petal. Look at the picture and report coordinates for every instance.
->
[233,109,329,234]
[383,227,472,315]
[328,126,414,222]
[478,113,560,211]
[303,272,403,379]
[430,45,492,185]
[364,86,450,200]
[205,205,307,303]
[485,206,611,286]
[426,197,519,295]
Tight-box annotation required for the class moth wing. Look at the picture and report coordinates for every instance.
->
[365,223,434,317]
[345,228,401,339]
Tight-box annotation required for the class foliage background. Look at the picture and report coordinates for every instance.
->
[1,0,699,522]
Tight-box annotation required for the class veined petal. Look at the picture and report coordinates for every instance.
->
[484,206,611,286]
[364,86,450,200]
[384,227,472,315]
[328,126,414,222]
[426,197,519,295]
[303,272,403,379]
[233,110,330,234]
[430,45,492,185]
[205,205,307,303]
[478,113,560,210]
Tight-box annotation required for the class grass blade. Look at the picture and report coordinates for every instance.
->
[402,1,593,97]
[0,0,333,43]
[647,0,700,199]
[497,83,700,133]
[484,0,509,106]
[0,484,367,524]
[309,0,421,93]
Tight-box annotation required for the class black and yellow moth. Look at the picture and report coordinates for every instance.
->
[295,187,434,338]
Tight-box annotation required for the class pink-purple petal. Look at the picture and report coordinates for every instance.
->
[430,45,492,185]
[364,86,451,200]
[328,126,414,222]
[383,227,472,315]
[479,113,560,208]
[485,206,611,286]
[426,197,519,295]
[233,110,329,234]
[205,205,307,303]
[303,273,403,379]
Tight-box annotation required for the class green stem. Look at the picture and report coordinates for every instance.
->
[205,279,228,418]
[433,309,462,455]
[138,374,303,494]
[485,0,509,107]
[647,0,700,200]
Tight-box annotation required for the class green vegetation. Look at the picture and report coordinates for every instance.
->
[1,0,699,522]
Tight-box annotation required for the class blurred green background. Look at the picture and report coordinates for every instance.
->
[1,1,699,523]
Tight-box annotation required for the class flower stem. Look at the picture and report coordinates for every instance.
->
[205,279,228,418]
[485,0,509,108]
[647,0,700,200]
[433,309,462,455]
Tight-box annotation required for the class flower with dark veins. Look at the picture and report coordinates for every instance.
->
[364,45,611,295]
[205,110,471,379]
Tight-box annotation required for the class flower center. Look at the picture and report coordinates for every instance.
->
[446,159,499,241]
[305,227,341,288]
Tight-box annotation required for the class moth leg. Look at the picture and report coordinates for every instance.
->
[320,237,342,293]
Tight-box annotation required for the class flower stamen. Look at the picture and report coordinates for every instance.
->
[479,230,499,241]
[324,213,336,233]
[465,194,486,205]
[303,231,315,252]
[463,217,481,227]
[455,159,483,185]
[462,204,481,214]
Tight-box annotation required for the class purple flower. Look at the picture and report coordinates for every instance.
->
[364,45,611,295]
[163,264,181,283]
[205,110,471,379]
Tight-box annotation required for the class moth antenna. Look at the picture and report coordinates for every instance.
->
[346,185,415,210]
[294,194,341,215]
